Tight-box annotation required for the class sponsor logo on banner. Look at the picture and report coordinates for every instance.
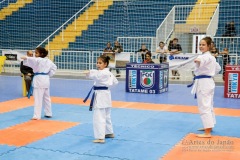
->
[159,71,163,89]
[169,55,174,60]
[140,70,155,88]
[5,54,17,61]
[228,73,238,93]
[129,70,137,88]
[163,70,168,88]
[168,55,189,61]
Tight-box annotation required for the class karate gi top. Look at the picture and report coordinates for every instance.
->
[88,68,118,108]
[23,57,57,88]
[191,51,221,95]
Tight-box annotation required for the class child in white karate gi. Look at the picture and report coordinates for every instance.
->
[84,55,118,143]
[191,37,221,138]
[21,47,57,120]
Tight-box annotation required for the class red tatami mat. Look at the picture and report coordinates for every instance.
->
[0,120,79,146]
[161,133,240,160]
[0,97,34,113]
[2,97,240,117]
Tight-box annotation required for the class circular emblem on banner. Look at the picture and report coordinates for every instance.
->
[143,77,152,85]
[140,70,155,88]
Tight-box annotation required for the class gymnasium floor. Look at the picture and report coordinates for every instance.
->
[0,75,239,160]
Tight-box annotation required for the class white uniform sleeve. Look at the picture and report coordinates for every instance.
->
[48,62,57,77]
[88,69,109,82]
[23,57,39,70]
[198,55,207,68]
[214,61,221,76]
[109,72,119,86]
[88,69,98,79]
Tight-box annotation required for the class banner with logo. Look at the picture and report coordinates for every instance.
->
[126,63,169,94]
[107,52,198,70]
[2,50,28,65]
[224,65,240,99]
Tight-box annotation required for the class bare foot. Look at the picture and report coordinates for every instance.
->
[105,134,114,138]
[93,139,105,143]
[31,118,39,120]
[197,128,205,131]
[198,128,213,132]
[197,134,211,138]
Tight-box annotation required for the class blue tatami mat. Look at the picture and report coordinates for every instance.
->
[111,108,160,128]
[26,133,97,154]
[0,76,239,160]
[209,116,240,138]
[85,139,172,160]
[0,107,33,129]
[0,147,82,160]
[0,146,123,160]
[0,145,16,156]
[51,104,92,123]
[0,103,240,160]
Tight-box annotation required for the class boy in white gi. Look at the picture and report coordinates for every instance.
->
[21,47,57,120]
[189,37,221,138]
[83,55,118,143]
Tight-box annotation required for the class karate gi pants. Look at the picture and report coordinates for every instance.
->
[197,87,216,129]
[33,88,52,119]
[93,108,113,139]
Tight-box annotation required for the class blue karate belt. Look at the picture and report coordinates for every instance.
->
[83,86,108,111]
[27,72,49,99]
[187,75,212,99]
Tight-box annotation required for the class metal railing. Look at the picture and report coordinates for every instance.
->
[0,0,8,4]
[213,37,240,65]
[175,4,218,23]
[156,6,175,45]
[1,49,239,82]
[117,37,156,53]
[206,4,219,36]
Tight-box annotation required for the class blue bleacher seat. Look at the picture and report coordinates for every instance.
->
[0,0,89,49]
[3,0,239,69]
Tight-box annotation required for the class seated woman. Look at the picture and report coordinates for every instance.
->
[103,42,113,53]
[156,41,169,63]
[143,51,154,64]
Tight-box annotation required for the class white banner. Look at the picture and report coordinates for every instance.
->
[2,50,28,65]
[103,52,130,68]
[167,53,199,71]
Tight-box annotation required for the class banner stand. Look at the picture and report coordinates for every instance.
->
[126,63,169,94]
